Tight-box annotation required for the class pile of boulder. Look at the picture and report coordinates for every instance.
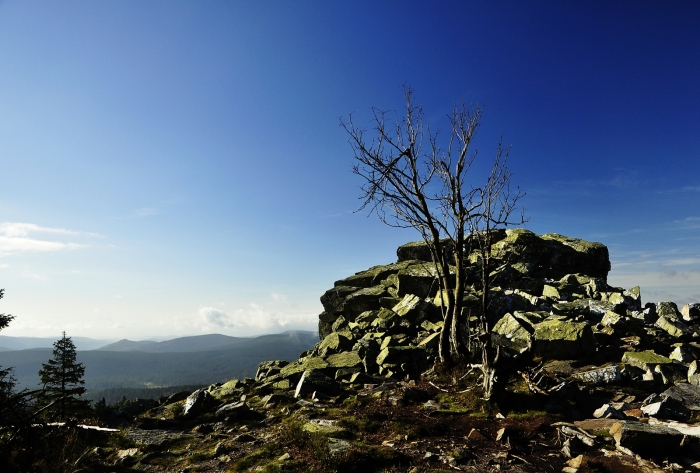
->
[248,229,700,395]
[258,229,630,386]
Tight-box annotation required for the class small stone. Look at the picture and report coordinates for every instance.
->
[496,427,507,441]
[233,433,256,442]
[623,408,643,418]
[567,454,586,468]
[213,442,227,455]
[467,428,486,441]
[593,404,624,419]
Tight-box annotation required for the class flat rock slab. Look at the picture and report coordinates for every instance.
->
[574,418,620,433]
[125,428,198,446]
[610,421,684,458]
[573,365,621,385]
[622,350,673,371]
[648,417,700,438]
[303,419,345,435]
[662,383,700,411]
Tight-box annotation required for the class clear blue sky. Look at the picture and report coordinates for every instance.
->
[1,1,698,340]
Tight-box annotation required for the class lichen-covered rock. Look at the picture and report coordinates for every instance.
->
[417,332,440,354]
[493,313,533,353]
[532,319,595,359]
[551,299,592,317]
[325,351,363,369]
[421,319,444,332]
[294,369,343,398]
[573,365,621,385]
[600,311,623,328]
[655,301,682,321]
[353,310,379,330]
[610,421,684,458]
[396,239,455,263]
[321,286,359,314]
[215,401,262,422]
[622,350,673,371]
[655,315,693,338]
[334,261,414,289]
[654,363,688,386]
[541,284,560,300]
[316,332,353,357]
[278,356,329,380]
[397,262,441,298]
[255,360,289,382]
[489,229,610,280]
[209,379,246,400]
[318,311,340,340]
[669,344,695,363]
[392,294,433,323]
[681,302,700,322]
[622,286,642,311]
[376,346,429,372]
[343,285,388,320]
[183,389,217,418]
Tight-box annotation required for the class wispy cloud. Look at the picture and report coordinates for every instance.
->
[0,222,99,256]
[657,185,700,194]
[528,170,643,197]
[197,304,316,332]
[0,222,99,238]
[21,266,46,281]
[133,207,159,218]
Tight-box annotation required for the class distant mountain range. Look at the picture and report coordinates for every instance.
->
[0,331,318,394]
[0,335,117,351]
[95,333,252,353]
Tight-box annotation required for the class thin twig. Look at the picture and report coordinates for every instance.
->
[428,381,448,392]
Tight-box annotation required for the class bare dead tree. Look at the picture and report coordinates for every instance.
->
[342,87,525,380]
[467,142,526,399]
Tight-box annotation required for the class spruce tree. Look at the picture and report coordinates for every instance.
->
[37,331,89,420]
[0,288,20,421]
[0,289,16,399]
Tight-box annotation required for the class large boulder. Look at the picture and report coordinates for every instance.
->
[492,312,534,353]
[182,389,218,418]
[531,318,596,359]
[397,262,441,298]
[396,239,455,263]
[489,229,610,280]
[622,350,673,371]
[295,369,344,398]
[610,421,685,458]
[316,332,354,357]
[681,302,700,322]
[215,401,263,422]
[392,294,434,323]
[343,285,388,320]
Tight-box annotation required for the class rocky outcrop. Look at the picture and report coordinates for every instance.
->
[229,229,659,397]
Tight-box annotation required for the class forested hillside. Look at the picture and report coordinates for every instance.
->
[0,331,317,396]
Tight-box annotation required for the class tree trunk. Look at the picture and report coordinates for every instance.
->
[481,334,499,400]
[438,306,453,364]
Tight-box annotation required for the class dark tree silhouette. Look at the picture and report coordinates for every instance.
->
[0,289,16,396]
[0,288,22,420]
[37,332,89,419]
